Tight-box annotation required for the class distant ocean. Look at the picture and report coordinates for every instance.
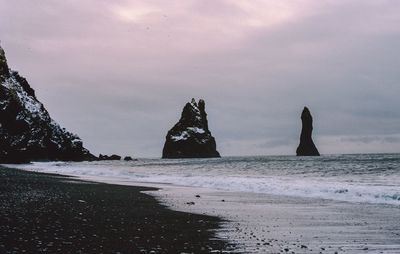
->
[10,153,400,206]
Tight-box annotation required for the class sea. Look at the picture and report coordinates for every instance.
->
[6,153,400,253]
[10,153,400,206]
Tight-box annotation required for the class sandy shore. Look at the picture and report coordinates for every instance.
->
[3,164,400,253]
[149,185,400,253]
[0,167,234,253]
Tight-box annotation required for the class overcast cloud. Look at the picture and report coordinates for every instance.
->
[1,0,399,157]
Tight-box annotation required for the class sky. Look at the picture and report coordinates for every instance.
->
[1,0,400,157]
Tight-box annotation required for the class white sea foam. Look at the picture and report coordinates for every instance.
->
[5,154,400,206]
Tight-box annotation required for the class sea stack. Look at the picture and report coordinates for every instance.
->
[296,107,320,156]
[0,45,95,163]
[162,99,220,158]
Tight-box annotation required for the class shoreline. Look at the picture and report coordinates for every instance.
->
[150,186,400,253]
[4,162,400,253]
[0,167,235,253]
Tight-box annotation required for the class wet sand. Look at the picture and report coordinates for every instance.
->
[150,186,400,253]
[0,167,234,253]
[3,165,400,253]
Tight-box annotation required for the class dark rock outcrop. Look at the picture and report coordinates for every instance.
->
[99,154,121,161]
[296,107,320,156]
[162,99,220,158]
[0,47,10,82]
[0,45,95,163]
[123,156,133,161]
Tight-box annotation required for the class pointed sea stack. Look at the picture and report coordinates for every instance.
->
[296,107,320,156]
[162,99,220,158]
[0,45,95,163]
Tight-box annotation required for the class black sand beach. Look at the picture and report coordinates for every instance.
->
[0,167,234,253]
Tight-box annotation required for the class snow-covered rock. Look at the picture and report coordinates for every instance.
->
[0,45,95,163]
[162,98,220,158]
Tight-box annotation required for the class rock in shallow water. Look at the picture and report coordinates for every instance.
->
[296,107,320,156]
[162,99,220,158]
[99,154,121,161]
[0,45,95,163]
[124,156,133,161]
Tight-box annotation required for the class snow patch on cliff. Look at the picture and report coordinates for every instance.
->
[2,75,46,119]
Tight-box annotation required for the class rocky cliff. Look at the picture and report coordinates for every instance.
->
[296,107,320,156]
[0,46,95,163]
[162,99,220,158]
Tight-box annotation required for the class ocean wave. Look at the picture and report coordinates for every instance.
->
[5,154,400,206]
